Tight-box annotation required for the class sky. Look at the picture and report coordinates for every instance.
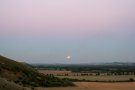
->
[0,0,135,64]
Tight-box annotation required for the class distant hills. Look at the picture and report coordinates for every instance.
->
[0,55,74,90]
[31,62,135,66]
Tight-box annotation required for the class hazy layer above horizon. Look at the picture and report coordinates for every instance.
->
[0,0,135,63]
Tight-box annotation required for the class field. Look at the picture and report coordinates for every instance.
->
[38,70,71,75]
[38,70,135,82]
[36,82,135,90]
[57,75,135,81]
[38,70,135,90]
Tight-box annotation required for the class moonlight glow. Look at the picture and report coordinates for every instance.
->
[66,56,71,60]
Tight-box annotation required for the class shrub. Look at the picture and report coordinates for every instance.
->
[129,78,134,82]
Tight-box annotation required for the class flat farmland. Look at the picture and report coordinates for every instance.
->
[38,70,71,74]
[38,70,135,81]
[57,75,135,81]
[36,82,135,90]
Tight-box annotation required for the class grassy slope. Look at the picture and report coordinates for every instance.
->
[0,55,74,87]
[0,77,31,90]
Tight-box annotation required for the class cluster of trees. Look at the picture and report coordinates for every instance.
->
[34,64,135,75]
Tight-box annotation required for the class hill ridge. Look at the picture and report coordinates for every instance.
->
[0,55,74,89]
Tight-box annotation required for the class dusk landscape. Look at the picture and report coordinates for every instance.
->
[0,0,135,90]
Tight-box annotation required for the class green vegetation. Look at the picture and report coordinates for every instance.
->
[0,55,74,87]
[129,78,134,82]
[34,63,135,74]
[58,75,135,82]
[0,78,31,90]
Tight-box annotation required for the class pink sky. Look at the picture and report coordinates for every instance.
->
[1,0,135,37]
[0,0,135,63]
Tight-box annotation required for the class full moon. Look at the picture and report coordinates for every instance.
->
[66,56,71,60]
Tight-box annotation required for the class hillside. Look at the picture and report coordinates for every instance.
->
[0,55,74,88]
[0,77,31,90]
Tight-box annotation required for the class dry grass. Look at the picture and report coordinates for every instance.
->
[37,82,135,90]
[38,70,71,74]
[38,70,135,81]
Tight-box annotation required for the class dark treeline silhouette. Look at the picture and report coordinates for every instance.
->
[32,63,135,76]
